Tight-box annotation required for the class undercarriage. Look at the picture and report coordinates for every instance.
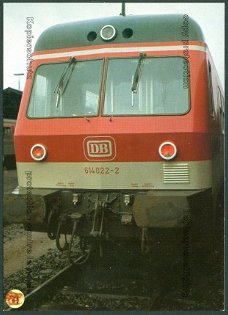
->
[5,186,215,264]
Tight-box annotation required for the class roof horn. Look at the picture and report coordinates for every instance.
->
[120,2,126,16]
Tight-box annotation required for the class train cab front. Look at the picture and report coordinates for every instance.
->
[9,15,216,258]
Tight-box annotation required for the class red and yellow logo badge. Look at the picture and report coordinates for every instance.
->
[5,289,25,308]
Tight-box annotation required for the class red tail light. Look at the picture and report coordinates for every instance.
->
[159,142,177,160]
[30,144,47,161]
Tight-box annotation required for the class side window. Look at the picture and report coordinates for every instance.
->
[208,62,215,117]
[221,95,225,116]
[217,87,224,115]
[218,87,224,134]
[221,94,225,134]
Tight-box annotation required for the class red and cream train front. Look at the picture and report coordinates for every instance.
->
[12,15,224,257]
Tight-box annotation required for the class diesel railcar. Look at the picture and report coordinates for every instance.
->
[11,14,224,262]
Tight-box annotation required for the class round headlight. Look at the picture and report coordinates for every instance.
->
[30,144,47,161]
[100,25,116,41]
[159,142,177,160]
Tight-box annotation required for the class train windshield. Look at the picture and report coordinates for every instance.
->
[27,59,103,118]
[103,57,189,116]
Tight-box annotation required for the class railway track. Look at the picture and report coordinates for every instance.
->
[40,291,159,310]
[5,264,74,311]
[22,268,162,310]
[5,230,223,311]
[5,243,167,311]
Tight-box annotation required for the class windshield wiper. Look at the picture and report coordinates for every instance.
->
[54,57,76,107]
[131,53,146,93]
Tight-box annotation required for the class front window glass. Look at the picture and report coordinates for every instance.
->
[103,57,189,116]
[27,59,103,118]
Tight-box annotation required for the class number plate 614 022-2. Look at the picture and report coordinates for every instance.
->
[84,166,120,175]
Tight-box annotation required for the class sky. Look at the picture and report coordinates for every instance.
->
[3,2,224,90]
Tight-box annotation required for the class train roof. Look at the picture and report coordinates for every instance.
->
[34,14,205,52]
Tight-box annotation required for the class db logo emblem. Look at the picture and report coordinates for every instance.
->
[84,136,116,161]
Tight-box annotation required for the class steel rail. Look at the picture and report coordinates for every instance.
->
[5,264,75,311]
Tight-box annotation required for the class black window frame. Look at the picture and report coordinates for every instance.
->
[26,59,104,119]
[102,56,191,117]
